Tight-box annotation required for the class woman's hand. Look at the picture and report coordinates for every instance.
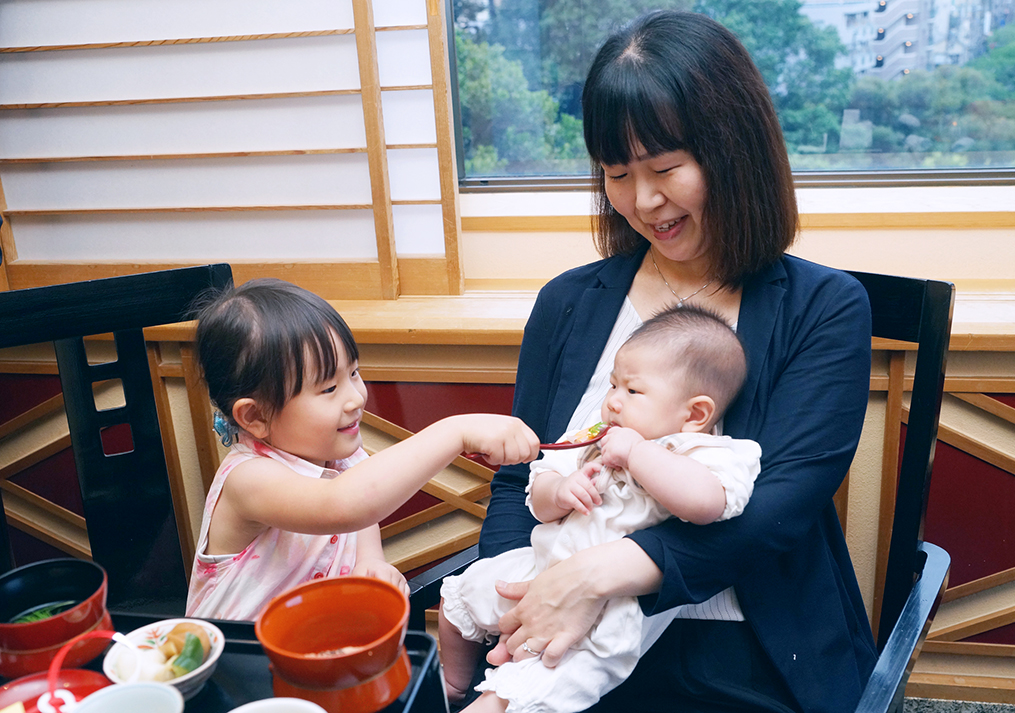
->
[489,539,662,667]
[491,573,608,668]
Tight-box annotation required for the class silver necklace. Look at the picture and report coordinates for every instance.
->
[650,251,714,307]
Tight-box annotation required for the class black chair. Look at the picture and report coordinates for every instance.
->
[408,271,954,713]
[0,264,233,616]
[849,271,953,713]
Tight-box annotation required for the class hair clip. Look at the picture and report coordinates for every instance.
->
[212,410,238,447]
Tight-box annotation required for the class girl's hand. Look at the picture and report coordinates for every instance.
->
[352,557,409,598]
[598,427,645,471]
[459,414,540,466]
[553,461,602,516]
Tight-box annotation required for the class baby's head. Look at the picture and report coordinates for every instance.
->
[601,305,746,439]
[194,278,364,462]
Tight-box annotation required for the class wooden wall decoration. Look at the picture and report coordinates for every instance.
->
[0,0,463,298]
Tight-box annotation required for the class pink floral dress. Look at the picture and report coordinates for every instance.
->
[186,434,364,620]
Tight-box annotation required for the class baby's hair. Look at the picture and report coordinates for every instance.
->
[623,305,746,419]
[193,278,358,427]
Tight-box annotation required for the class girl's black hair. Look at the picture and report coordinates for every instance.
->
[193,278,359,425]
[582,10,797,286]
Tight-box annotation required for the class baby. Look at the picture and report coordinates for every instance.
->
[438,305,762,713]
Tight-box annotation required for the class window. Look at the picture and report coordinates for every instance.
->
[450,0,1015,187]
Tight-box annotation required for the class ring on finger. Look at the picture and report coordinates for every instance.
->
[521,641,541,657]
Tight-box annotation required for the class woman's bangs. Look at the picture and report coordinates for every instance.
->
[586,64,687,165]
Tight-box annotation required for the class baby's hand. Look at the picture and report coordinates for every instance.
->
[352,557,409,598]
[553,461,602,516]
[598,427,645,471]
[459,414,540,465]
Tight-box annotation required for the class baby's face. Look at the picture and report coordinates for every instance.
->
[600,344,693,440]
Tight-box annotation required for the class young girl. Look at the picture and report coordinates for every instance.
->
[185,278,539,620]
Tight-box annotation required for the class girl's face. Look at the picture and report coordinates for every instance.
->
[264,339,367,467]
[601,143,709,267]
[600,343,694,440]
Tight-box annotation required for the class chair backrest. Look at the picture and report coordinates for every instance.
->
[0,264,233,615]
[847,271,953,650]
[847,271,953,713]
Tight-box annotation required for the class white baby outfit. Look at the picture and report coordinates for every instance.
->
[186,433,364,621]
[440,430,761,713]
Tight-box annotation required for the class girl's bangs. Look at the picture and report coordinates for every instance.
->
[585,63,688,166]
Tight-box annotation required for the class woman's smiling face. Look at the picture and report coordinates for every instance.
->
[601,144,709,266]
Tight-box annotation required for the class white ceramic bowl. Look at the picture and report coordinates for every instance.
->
[74,681,185,713]
[230,699,327,713]
[102,618,224,700]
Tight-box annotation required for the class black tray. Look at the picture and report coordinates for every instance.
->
[110,614,448,713]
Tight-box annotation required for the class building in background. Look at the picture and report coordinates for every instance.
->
[801,0,1000,79]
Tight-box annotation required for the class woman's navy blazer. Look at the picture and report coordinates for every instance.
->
[481,244,878,713]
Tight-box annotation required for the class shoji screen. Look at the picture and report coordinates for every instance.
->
[0,0,462,297]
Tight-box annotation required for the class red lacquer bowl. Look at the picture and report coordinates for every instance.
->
[255,577,409,691]
[0,559,113,679]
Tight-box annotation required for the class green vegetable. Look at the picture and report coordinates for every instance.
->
[12,601,76,623]
[169,632,206,677]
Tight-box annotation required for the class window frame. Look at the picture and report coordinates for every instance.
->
[445,1,1015,193]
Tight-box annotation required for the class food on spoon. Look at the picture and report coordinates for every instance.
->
[116,623,211,682]
[568,422,608,444]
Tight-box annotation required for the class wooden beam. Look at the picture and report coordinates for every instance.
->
[352,0,398,299]
[427,0,465,295]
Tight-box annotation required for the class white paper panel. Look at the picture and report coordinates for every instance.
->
[0,0,355,48]
[382,90,437,145]
[11,211,378,260]
[0,36,360,105]
[376,30,432,87]
[374,0,429,28]
[388,148,441,202]
[0,95,367,159]
[1,154,373,210]
[392,204,446,256]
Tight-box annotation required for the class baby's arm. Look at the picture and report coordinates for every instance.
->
[598,427,726,525]
[220,414,539,539]
[352,524,408,596]
[529,461,603,522]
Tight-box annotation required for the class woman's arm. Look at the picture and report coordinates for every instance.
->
[493,268,871,661]
[629,274,871,613]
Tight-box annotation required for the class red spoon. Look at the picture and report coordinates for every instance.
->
[540,423,610,450]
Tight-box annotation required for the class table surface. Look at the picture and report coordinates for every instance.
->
[0,615,447,713]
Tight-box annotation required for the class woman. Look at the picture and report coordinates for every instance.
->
[478,10,876,713]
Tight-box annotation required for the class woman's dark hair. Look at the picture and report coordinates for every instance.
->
[193,278,359,425]
[582,10,797,286]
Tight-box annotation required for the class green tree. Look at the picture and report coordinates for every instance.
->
[971,24,1015,94]
[455,32,587,176]
[694,0,853,153]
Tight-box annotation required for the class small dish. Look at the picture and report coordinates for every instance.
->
[255,576,409,691]
[0,558,113,679]
[102,618,224,700]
